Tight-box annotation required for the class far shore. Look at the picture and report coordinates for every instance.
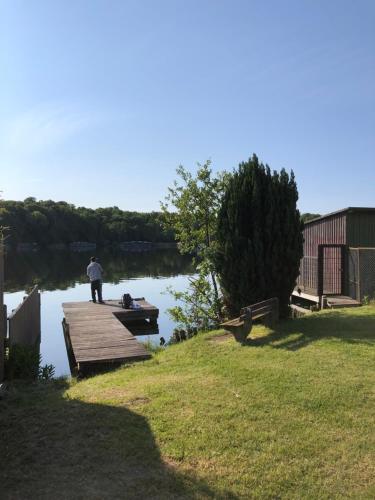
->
[7,241,178,253]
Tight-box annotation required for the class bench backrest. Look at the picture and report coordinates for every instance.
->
[240,297,279,319]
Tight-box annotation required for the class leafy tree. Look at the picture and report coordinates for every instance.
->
[215,154,303,318]
[161,161,227,329]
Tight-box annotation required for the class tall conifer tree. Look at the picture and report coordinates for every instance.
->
[215,154,303,318]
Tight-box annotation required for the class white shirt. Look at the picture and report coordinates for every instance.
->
[87,262,103,282]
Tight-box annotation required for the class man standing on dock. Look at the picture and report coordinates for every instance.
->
[87,257,104,304]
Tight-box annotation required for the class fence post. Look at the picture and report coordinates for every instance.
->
[341,245,347,296]
[357,249,361,301]
[317,245,324,297]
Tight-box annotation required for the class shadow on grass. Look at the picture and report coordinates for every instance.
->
[0,379,236,499]
[246,309,375,351]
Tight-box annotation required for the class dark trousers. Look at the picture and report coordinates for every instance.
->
[91,280,103,302]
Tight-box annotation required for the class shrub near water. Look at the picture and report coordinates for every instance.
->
[6,344,40,379]
[6,344,55,380]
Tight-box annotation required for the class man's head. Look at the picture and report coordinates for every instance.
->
[90,256,96,263]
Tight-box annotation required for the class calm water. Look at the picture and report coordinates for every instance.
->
[4,248,194,376]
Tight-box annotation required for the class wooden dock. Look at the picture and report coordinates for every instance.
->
[325,295,361,309]
[292,289,362,309]
[62,298,159,372]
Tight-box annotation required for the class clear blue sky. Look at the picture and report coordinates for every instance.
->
[1,0,374,214]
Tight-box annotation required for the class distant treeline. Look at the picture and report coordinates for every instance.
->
[0,198,175,246]
[301,213,321,223]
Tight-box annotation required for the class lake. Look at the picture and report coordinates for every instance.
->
[3,248,194,377]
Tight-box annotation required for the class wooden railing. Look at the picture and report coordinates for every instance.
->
[8,286,41,347]
[0,243,5,381]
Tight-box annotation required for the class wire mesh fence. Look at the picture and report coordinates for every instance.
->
[348,248,375,301]
[296,256,318,293]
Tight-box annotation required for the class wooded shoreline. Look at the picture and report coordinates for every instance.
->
[7,240,177,252]
[0,198,176,247]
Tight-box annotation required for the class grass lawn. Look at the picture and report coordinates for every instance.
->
[1,306,375,499]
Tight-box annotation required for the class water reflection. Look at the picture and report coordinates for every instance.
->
[4,249,194,376]
[4,248,194,292]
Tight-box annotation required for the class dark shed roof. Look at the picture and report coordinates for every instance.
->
[304,207,375,226]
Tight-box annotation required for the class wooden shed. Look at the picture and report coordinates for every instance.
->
[294,207,375,305]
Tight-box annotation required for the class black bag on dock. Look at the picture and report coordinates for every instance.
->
[121,293,132,309]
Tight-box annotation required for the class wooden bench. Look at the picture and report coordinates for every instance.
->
[220,297,279,344]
